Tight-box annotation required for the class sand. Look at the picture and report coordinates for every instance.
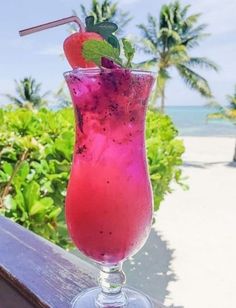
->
[73,137,236,307]
[124,136,236,308]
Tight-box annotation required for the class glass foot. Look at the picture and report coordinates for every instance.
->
[72,287,165,307]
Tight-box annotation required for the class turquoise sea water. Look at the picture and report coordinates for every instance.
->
[166,106,235,137]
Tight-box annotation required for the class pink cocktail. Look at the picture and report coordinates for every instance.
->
[19,14,158,308]
[65,67,156,307]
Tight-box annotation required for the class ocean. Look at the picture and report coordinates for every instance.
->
[166,106,235,137]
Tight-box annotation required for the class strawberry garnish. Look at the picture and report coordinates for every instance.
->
[63,16,121,69]
[63,32,103,69]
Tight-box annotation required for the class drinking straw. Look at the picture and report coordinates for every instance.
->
[19,16,85,36]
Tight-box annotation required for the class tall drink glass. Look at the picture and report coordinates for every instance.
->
[65,67,156,307]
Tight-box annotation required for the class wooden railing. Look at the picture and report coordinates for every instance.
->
[0,215,98,307]
[0,215,159,307]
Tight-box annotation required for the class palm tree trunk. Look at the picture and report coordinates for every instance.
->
[150,78,159,107]
[160,86,165,113]
[233,139,236,162]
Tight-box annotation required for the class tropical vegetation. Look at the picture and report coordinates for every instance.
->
[4,77,49,109]
[138,0,218,111]
[71,0,132,35]
[0,107,185,248]
[208,85,236,161]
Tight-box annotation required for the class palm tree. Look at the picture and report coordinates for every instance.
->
[54,83,71,108]
[138,1,218,111]
[71,0,132,34]
[208,85,236,161]
[5,77,49,109]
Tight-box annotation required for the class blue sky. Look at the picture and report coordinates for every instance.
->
[0,0,235,106]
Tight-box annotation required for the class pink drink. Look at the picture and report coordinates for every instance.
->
[65,68,154,264]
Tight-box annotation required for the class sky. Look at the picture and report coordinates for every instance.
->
[0,0,235,106]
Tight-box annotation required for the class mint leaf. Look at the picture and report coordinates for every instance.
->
[122,38,135,68]
[83,40,123,66]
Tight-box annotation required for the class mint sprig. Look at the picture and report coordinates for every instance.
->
[122,38,135,68]
[82,40,122,66]
[85,16,120,50]
[83,16,136,68]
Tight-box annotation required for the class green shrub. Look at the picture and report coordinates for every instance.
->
[146,109,185,210]
[0,107,185,247]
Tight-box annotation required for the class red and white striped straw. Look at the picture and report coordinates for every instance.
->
[19,16,85,36]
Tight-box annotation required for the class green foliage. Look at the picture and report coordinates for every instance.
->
[122,38,135,68]
[138,1,218,110]
[208,85,236,161]
[208,85,236,123]
[83,38,136,68]
[0,108,74,248]
[146,109,185,210]
[4,77,49,109]
[79,0,132,35]
[83,39,122,66]
[85,15,120,50]
[0,107,185,246]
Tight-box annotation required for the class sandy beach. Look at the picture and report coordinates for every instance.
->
[124,136,236,308]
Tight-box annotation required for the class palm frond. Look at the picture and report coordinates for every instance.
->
[184,13,201,28]
[226,90,236,111]
[182,33,209,48]
[80,5,87,18]
[151,68,170,106]
[4,94,23,106]
[168,45,189,65]
[7,77,48,108]
[137,38,158,55]
[158,28,181,43]
[137,23,158,48]
[159,4,172,29]
[180,4,191,19]
[138,58,158,69]
[147,15,158,45]
[186,24,209,37]
[78,0,131,35]
[177,64,212,97]
[14,79,25,100]
[187,57,219,71]
[41,90,50,98]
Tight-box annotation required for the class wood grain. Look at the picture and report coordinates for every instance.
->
[0,215,97,307]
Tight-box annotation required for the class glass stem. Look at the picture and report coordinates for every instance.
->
[96,263,128,307]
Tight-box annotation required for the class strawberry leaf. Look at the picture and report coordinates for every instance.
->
[94,21,118,38]
[85,16,95,28]
[85,15,120,50]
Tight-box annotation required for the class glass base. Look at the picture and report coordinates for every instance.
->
[72,287,164,307]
